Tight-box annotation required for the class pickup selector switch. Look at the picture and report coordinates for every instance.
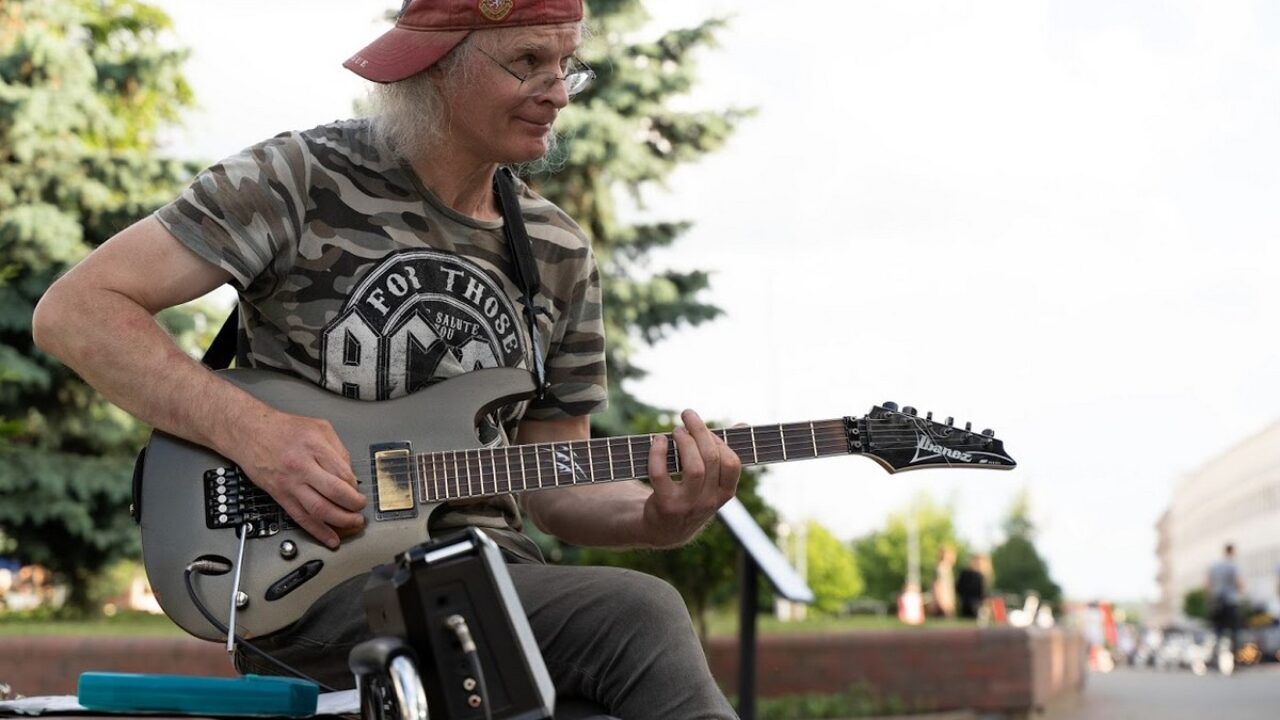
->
[265,560,324,601]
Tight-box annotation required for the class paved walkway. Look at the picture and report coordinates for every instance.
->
[1044,664,1280,720]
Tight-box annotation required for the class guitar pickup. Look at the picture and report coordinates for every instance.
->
[370,442,418,521]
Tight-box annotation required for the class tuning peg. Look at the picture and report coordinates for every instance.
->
[883,401,899,411]
[964,421,972,431]
[982,428,995,437]
[903,406,917,416]
[945,417,954,426]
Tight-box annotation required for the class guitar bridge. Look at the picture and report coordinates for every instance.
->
[204,467,294,537]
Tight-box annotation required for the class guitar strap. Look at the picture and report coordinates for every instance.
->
[202,305,239,370]
[493,166,550,400]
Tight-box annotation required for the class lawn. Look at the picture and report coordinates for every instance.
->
[0,611,187,637]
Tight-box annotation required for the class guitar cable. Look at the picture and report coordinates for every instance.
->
[184,560,337,693]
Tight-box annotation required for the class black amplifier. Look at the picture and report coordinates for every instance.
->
[363,528,554,720]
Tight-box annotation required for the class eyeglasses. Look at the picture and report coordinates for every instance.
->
[476,48,595,98]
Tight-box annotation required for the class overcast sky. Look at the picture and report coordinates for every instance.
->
[152,0,1280,602]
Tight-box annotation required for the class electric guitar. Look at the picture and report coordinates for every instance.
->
[137,367,1016,641]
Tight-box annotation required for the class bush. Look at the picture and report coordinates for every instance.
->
[1183,588,1207,620]
[750,683,912,719]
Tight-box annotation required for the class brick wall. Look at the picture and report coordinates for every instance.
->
[2,628,1084,716]
[0,636,234,697]
[705,627,1085,716]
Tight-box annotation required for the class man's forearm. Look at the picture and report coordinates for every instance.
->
[33,286,266,459]
[517,414,739,549]
[524,481,664,548]
[517,416,672,548]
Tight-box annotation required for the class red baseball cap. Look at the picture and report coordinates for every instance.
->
[344,0,584,83]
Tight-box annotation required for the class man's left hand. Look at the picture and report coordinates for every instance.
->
[641,409,743,548]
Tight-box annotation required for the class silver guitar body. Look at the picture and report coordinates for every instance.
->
[139,367,536,641]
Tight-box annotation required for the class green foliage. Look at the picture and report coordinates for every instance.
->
[0,450,139,614]
[529,0,752,434]
[1184,588,1207,620]
[1001,487,1034,540]
[0,608,184,635]
[801,521,863,615]
[851,495,967,603]
[990,490,1062,604]
[753,682,911,720]
[991,536,1062,604]
[0,0,200,612]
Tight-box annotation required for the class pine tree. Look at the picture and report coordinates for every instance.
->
[524,0,767,627]
[0,0,206,614]
[990,490,1062,605]
[529,0,750,433]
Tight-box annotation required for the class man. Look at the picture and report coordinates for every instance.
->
[32,0,742,716]
[931,545,956,618]
[1207,543,1244,657]
[954,553,986,620]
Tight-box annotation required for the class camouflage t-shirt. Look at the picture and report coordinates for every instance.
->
[154,119,607,560]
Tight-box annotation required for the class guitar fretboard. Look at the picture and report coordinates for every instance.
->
[410,419,852,502]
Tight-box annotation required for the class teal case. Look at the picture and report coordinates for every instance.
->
[77,672,319,717]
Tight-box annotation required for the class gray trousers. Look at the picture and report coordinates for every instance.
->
[237,563,736,720]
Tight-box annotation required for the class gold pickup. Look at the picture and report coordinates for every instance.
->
[373,448,414,513]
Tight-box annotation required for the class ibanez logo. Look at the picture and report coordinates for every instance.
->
[912,434,972,464]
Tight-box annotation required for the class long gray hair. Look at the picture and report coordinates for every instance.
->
[367,35,474,161]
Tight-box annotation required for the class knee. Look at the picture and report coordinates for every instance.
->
[602,568,690,628]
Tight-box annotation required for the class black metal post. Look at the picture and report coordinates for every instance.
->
[737,548,759,720]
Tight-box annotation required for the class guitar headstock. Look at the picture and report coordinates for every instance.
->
[844,402,1016,473]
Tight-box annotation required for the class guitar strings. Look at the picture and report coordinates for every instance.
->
[224,421,1004,510]
[321,428,1001,484]
[226,428,1007,514]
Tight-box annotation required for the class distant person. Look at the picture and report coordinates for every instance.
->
[1207,543,1244,653]
[955,554,987,619]
[1274,561,1280,619]
[933,545,957,618]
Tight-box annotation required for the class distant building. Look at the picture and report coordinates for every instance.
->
[1156,422,1280,622]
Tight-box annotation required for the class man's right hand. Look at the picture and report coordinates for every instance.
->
[227,408,367,550]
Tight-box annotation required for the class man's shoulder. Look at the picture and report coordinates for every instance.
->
[511,175,591,251]
[288,119,389,169]
[220,120,379,176]
[241,119,416,204]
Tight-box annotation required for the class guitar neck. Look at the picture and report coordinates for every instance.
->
[412,419,853,503]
